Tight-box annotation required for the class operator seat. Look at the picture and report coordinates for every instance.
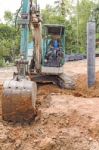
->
[45,36,64,67]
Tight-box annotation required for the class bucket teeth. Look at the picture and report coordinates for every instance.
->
[2,79,37,122]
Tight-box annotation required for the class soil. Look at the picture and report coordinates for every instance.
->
[1,59,99,149]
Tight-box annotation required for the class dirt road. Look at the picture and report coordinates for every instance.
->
[1,59,99,150]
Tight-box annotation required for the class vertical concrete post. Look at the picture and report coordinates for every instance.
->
[87,21,96,87]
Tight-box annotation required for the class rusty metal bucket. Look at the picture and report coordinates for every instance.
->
[2,79,37,122]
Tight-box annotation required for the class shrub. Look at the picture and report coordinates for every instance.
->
[0,58,5,67]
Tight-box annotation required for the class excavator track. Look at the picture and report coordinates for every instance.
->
[30,74,75,89]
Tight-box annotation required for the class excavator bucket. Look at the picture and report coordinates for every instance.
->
[2,79,37,122]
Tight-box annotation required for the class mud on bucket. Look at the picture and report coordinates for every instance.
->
[2,79,37,122]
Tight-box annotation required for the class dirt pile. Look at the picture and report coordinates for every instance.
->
[74,71,99,97]
[1,93,99,150]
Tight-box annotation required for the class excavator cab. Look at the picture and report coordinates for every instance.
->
[41,24,65,74]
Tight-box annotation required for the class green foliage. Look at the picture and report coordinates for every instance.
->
[76,0,96,53]
[0,23,20,59]
[4,11,13,25]
[0,24,15,40]
[96,33,99,39]
[0,58,4,67]
[42,5,65,25]
[65,0,96,53]
[0,10,20,61]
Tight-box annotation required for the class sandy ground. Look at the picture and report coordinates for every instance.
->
[1,59,99,149]
[0,67,16,85]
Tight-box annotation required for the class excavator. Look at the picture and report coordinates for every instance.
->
[2,0,71,122]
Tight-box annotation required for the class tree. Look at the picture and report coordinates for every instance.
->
[41,5,65,24]
[0,23,20,58]
[75,0,96,53]
[4,11,13,25]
